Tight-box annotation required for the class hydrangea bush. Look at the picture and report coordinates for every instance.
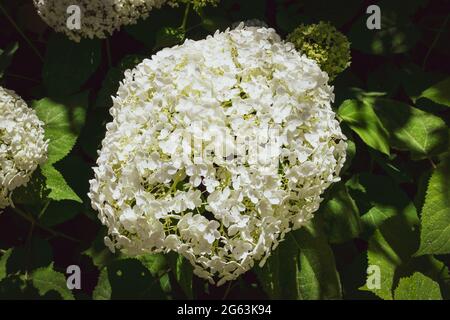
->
[88,25,346,284]
[0,0,449,301]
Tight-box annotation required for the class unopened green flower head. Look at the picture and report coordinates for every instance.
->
[287,21,351,80]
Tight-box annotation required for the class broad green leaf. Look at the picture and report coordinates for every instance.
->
[294,221,342,299]
[0,42,18,80]
[0,249,12,282]
[373,98,448,160]
[256,219,342,299]
[338,99,390,155]
[41,164,81,203]
[168,253,193,299]
[416,156,450,255]
[107,259,166,299]
[34,92,88,164]
[362,211,419,300]
[347,173,419,234]
[32,264,75,300]
[93,268,111,300]
[417,77,450,107]
[394,272,442,300]
[320,183,362,243]
[137,253,168,278]
[43,34,100,96]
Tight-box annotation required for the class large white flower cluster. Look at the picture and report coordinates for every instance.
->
[33,0,168,42]
[89,25,347,285]
[0,87,48,209]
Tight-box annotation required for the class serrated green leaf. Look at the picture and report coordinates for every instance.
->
[93,268,111,300]
[256,219,342,299]
[394,272,442,300]
[362,211,419,299]
[338,99,390,155]
[34,92,88,164]
[416,156,450,255]
[41,164,81,203]
[320,183,362,243]
[32,264,75,300]
[43,34,100,97]
[417,77,450,107]
[6,238,53,275]
[373,98,448,160]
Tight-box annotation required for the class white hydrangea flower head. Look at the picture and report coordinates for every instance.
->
[0,87,48,209]
[33,0,169,42]
[89,25,347,285]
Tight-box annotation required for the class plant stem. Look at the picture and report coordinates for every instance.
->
[181,2,191,30]
[38,199,51,219]
[0,3,44,62]
[5,73,40,83]
[222,281,233,300]
[12,206,80,243]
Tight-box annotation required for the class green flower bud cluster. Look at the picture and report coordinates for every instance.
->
[287,21,351,81]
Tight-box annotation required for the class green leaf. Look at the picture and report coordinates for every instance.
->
[362,211,419,300]
[347,173,419,235]
[93,268,111,300]
[256,219,342,299]
[373,98,448,160]
[320,183,362,243]
[137,253,168,278]
[107,259,166,299]
[394,272,442,300]
[168,253,193,299]
[43,34,100,97]
[417,77,450,107]
[34,92,88,164]
[0,42,18,80]
[6,238,53,274]
[416,156,450,255]
[32,264,75,300]
[0,249,12,282]
[41,164,82,203]
[338,99,390,155]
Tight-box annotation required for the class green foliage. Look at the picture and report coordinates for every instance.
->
[256,219,342,299]
[43,34,101,97]
[394,272,442,300]
[416,155,450,255]
[338,99,390,155]
[1,0,449,301]
[32,264,75,300]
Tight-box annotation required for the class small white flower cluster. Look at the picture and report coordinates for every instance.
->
[0,87,48,209]
[33,0,168,42]
[89,25,347,285]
